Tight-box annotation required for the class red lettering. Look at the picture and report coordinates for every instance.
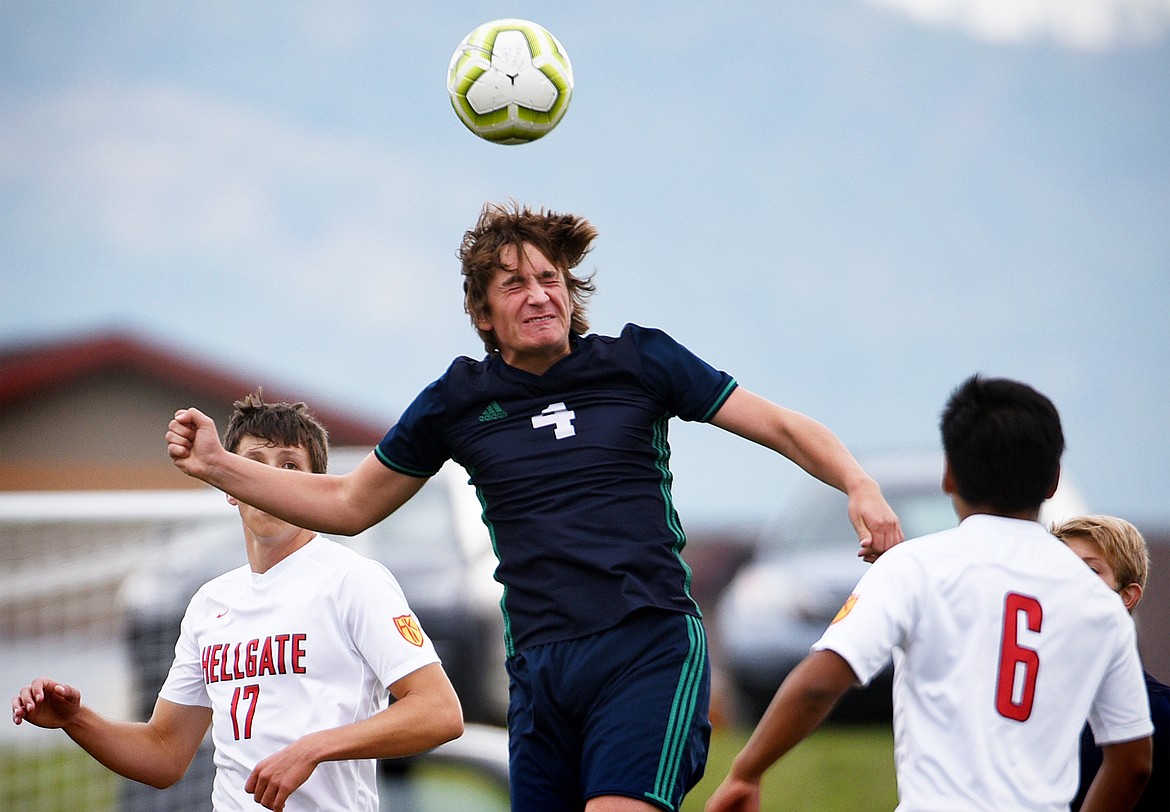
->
[219,641,233,682]
[274,634,290,674]
[258,637,276,676]
[245,639,258,678]
[232,643,246,680]
[292,634,307,674]
[209,644,223,683]
[205,634,307,683]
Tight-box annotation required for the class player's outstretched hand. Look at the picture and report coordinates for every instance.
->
[11,678,81,729]
[166,407,223,481]
[705,775,761,812]
[245,738,318,812]
[849,481,903,563]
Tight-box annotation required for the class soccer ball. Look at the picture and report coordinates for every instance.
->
[447,19,573,145]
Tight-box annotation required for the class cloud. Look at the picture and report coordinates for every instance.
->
[865,0,1170,50]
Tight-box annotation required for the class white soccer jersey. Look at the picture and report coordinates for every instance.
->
[814,514,1152,812]
[159,536,440,812]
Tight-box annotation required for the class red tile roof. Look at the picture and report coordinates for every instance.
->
[0,329,387,445]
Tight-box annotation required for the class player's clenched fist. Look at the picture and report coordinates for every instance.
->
[166,407,224,478]
[11,678,81,729]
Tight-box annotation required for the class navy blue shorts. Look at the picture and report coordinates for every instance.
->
[505,608,711,811]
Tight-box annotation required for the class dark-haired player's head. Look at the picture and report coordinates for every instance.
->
[940,374,1064,514]
[459,200,598,353]
[222,389,329,474]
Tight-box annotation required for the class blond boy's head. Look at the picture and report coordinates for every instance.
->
[1050,514,1148,613]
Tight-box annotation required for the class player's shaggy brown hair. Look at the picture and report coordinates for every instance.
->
[1050,514,1149,592]
[222,389,330,475]
[459,200,598,353]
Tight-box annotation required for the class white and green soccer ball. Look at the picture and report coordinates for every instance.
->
[447,19,573,145]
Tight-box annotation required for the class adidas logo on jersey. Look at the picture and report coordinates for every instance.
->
[479,401,508,422]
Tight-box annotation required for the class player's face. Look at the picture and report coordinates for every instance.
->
[476,242,573,374]
[1061,534,1121,590]
[229,436,316,545]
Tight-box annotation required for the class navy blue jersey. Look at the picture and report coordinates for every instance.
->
[375,324,737,655]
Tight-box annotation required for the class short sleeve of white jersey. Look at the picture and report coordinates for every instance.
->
[335,557,440,690]
[159,581,223,709]
[811,545,921,686]
[1087,616,1154,746]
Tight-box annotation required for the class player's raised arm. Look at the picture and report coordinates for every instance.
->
[166,407,426,536]
[709,387,903,560]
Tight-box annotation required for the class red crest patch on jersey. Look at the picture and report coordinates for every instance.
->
[831,593,859,625]
[394,614,425,647]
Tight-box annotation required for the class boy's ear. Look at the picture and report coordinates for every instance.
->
[942,461,956,494]
[226,493,239,507]
[1118,582,1143,613]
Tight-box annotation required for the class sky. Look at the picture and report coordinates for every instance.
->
[3,1,1169,531]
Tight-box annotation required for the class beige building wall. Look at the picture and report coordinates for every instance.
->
[1,370,217,490]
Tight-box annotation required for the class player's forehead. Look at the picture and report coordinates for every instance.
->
[1062,533,1116,571]
[497,242,558,276]
[1061,532,1103,556]
[234,435,312,464]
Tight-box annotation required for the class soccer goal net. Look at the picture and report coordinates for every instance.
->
[0,489,235,812]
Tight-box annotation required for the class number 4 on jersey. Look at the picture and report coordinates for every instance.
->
[996,592,1042,722]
